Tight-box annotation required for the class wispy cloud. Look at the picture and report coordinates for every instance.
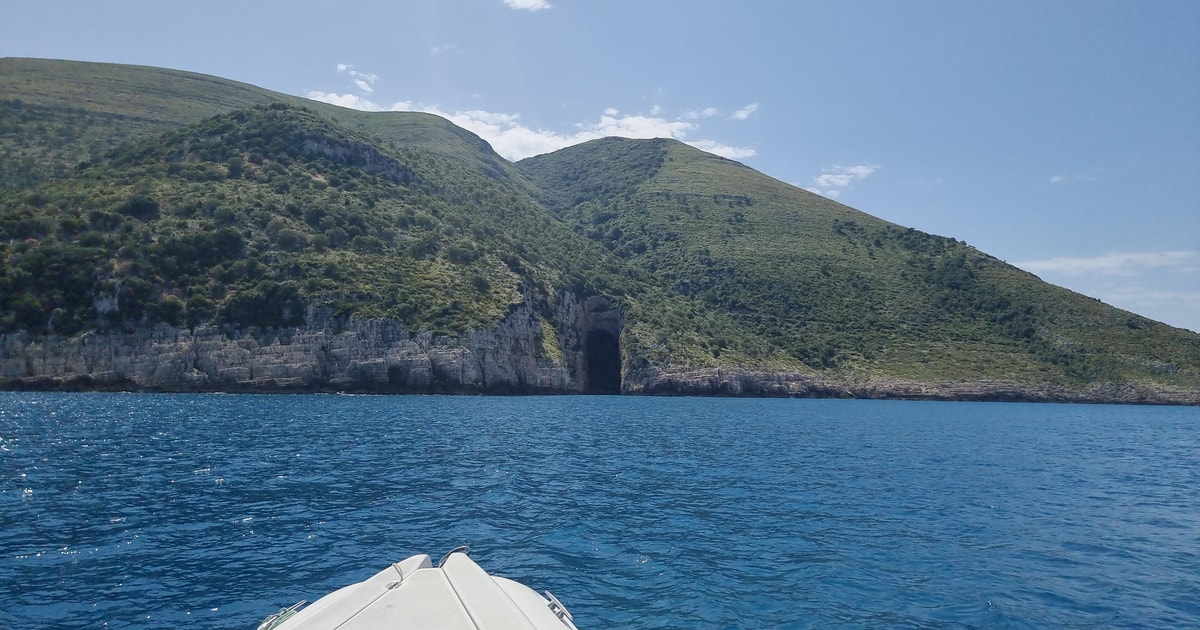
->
[1103,286,1200,308]
[306,90,755,161]
[805,164,878,198]
[306,92,411,112]
[1099,283,1200,332]
[1098,286,1200,332]
[504,0,552,10]
[430,43,458,55]
[1011,251,1200,331]
[1049,173,1098,184]
[682,107,719,120]
[460,109,754,160]
[688,140,756,160]
[814,165,876,188]
[1015,251,1199,277]
[336,63,379,94]
[731,102,759,120]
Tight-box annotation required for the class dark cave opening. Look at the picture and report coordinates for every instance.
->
[584,329,621,394]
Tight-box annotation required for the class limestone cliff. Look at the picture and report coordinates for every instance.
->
[624,366,1200,405]
[0,304,576,393]
[1,294,1195,404]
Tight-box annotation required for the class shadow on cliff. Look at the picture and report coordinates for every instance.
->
[584,329,620,394]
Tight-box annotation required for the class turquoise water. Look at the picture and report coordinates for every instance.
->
[1,393,1197,628]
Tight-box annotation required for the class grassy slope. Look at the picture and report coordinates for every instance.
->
[0,58,728,368]
[520,138,1200,389]
[2,58,1197,394]
[0,58,528,190]
[0,58,282,188]
[0,103,628,341]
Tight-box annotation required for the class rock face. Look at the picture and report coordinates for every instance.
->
[0,303,577,394]
[623,366,1200,405]
[1,294,1195,404]
[558,295,623,394]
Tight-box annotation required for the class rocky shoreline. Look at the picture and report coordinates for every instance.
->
[4,366,1195,405]
[625,367,1199,405]
[0,309,569,396]
[2,318,1195,405]
[2,291,1196,405]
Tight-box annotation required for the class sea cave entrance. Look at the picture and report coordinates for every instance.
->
[584,329,621,394]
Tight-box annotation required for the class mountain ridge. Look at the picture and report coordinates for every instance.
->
[1,58,1196,403]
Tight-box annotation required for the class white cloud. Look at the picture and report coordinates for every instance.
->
[335,64,379,94]
[307,91,383,111]
[803,164,877,199]
[683,107,719,120]
[1080,284,1200,333]
[431,43,458,55]
[1098,286,1200,331]
[504,0,552,10]
[1049,173,1097,184]
[813,164,877,188]
[429,107,754,161]
[1010,251,1200,331]
[731,102,759,120]
[590,113,695,139]
[688,140,757,160]
[307,67,754,161]
[306,91,412,112]
[1103,286,1200,308]
[1014,251,1199,277]
[803,187,839,199]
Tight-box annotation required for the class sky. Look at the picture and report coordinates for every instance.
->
[3,0,1198,332]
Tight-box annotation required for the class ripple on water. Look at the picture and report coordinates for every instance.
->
[0,394,1197,628]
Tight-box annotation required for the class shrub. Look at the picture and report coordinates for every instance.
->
[116,195,160,220]
[220,280,304,328]
[276,228,308,251]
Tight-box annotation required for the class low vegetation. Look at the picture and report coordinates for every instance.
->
[519,137,1200,386]
[1,57,1197,394]
[0,103,632,338]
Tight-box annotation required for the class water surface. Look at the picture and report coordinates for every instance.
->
[1,393,1197,628]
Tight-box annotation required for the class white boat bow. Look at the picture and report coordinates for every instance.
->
[259,548,579,630]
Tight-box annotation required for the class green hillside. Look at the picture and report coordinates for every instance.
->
[519,137,1200,388]
[1,58,1197,400]
[0,58,526,190]
[0,101,638,340]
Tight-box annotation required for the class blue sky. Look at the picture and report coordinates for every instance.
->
[3,0,1198,332]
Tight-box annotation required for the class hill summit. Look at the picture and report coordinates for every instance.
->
[1,58,1197,403]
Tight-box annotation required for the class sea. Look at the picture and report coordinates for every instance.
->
[0,392,1197,629]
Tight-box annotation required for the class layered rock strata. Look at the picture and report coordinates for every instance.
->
[0,305,573,394]
[1,296,1194,404]
[624,366,1199,405]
